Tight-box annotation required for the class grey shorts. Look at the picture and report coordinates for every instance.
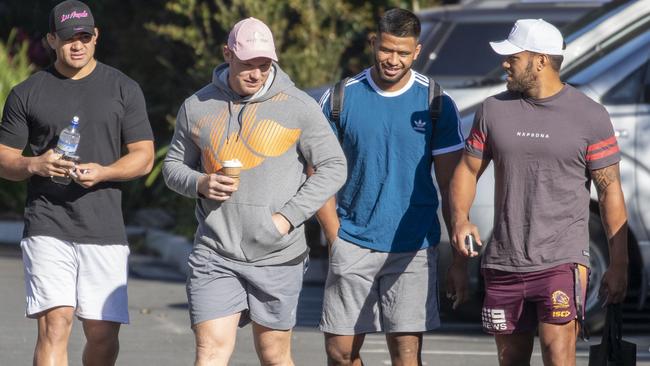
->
[186,245,306,330]
[319,238,440,335]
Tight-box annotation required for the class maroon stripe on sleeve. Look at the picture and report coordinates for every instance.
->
[587,136,617,153]
[586,144,620,162]
[467,127,486,151]
[468,138,484,151]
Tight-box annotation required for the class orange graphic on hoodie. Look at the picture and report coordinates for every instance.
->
[199,100,301,173]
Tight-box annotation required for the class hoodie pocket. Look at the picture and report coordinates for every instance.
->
[240,204,289,260]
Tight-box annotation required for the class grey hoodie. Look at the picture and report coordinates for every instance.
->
[163,63,347,265]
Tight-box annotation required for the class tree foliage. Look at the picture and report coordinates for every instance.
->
[0,30,33,112]
[145,0,440,89]
[0,29,34,216]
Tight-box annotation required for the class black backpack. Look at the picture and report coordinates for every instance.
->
[329,76,444,143]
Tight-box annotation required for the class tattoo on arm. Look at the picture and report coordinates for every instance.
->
[592,165,619,192]
[594,165,620,237]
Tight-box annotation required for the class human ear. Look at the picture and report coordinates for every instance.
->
[413,43,422,60]
[223,45,232,62]
[46,33,57,50]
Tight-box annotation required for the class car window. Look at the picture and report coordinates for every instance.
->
[563,1,632,43]
[563,18,650,82]
[420,22,514,77]
[645,60,650,104]
[476,2,641,85]
[601,63,646,105]
[420,21,435,43]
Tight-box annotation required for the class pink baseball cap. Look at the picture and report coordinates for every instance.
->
[227,17,278,61]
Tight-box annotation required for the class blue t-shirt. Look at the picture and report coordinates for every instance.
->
[319,68,464,252]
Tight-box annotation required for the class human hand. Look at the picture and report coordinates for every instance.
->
[28,149,76,178]
[445,261,469,310]
[599,265,628,305]
[324,225,339,255]
[71,162,105,188]
[326,235,338,257]
[197,173,238,201]
[451,220,482,257]
[325,233,340,257]
[271,213,291,236]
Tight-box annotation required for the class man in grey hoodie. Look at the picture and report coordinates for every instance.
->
[163,17,346,366]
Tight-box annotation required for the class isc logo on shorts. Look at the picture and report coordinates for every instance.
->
[552,310,571,318]
[482,307,508,331]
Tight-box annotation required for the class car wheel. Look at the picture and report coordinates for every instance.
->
[585,211,609,332]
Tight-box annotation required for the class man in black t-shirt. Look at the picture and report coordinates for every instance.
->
[0,1,154,365]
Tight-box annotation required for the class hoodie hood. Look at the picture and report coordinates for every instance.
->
[211,61,295,103]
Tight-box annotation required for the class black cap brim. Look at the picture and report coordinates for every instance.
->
[56,25,95,41]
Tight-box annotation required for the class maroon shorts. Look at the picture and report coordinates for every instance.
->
[481,263,588,334]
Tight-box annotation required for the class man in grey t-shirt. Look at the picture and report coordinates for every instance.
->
[449,19,628,365]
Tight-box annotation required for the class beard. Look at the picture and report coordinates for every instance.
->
[506,58,537,93]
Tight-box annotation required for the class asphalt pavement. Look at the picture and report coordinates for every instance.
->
[1,244,649,365]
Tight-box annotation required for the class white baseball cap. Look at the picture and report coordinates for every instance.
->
[227,17,278,61]
[490,19,564,56]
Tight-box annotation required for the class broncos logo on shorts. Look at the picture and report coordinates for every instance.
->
[551,290,570,309]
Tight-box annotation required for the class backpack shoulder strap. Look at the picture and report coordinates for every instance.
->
[428,76,443,128]
[428,76,444,163]
[330,77,349,142]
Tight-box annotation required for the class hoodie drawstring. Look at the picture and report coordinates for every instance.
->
[225,101,249,144]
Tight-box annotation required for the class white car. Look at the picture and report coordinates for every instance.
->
[446,0,650,111]
[412,0,603,88]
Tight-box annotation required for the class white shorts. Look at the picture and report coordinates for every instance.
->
[21,236,130,324]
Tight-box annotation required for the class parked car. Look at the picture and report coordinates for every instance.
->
[447,0,650,112]
[412,0,606,88]
[437,22,650,332]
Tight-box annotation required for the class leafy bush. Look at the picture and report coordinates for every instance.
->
[0,29,33,112]
[145,0,433,89]
[0,29,34,218]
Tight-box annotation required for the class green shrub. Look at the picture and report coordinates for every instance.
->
[0,29,33,112]
[0,29,34,218]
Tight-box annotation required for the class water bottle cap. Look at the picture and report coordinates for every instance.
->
[71,116,79,125]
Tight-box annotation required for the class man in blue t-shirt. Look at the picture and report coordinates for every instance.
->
[316,8,467,365]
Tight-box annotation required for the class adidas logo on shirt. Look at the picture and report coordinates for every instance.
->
[413,119,426,132]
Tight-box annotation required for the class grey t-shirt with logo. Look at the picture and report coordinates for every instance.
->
[466,85,620,272]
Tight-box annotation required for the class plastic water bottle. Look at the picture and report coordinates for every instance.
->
[51,116,81,185]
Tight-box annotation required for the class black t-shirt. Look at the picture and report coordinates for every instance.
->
[0,62,153,244]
